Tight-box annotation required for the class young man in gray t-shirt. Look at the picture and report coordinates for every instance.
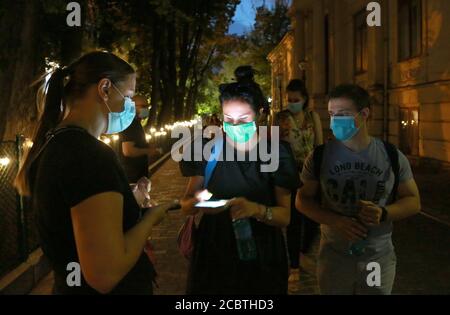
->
[296,84,421,294]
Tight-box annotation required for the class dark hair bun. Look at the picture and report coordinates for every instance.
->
[234,65,255,82]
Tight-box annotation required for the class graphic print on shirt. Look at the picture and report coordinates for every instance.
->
[323,159,391,217]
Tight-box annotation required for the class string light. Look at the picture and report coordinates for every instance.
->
[0,157,10,167]
[23,139,34,149]
[93,118,201,147]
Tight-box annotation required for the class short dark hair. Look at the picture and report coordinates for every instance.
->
[273,110,292,126]
[286,79,309,109]
[328,84,370,111]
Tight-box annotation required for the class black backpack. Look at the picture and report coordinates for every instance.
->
[312,141,400,202]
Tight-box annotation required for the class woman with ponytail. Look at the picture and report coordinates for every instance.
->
[15,51,176,294]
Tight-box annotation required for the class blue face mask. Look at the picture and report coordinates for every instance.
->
[104,84,136,134]
[330,115,360,141]
[138,108,150,119]
[287,102,304,113]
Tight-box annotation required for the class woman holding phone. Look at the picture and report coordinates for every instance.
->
[15,51,176,294]
[179,82,299,294]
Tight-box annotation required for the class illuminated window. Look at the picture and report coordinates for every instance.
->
[354,9,368,75]
[399,108,419,156]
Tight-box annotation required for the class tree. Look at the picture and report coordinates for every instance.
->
[0,0,43,141]
[95,0,239,126]
[0,0,241,140]
[214,0,290,103]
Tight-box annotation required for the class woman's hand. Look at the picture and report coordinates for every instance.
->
[180,196,201,216]
[228,197,263,221]
[145,200,179,226]
[180,188,212,216]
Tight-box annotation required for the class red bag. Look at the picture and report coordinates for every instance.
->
[177,215,196,260]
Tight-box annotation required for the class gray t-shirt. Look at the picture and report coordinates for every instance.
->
[301,138,413,255]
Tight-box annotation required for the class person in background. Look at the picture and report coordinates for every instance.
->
[203,114,221,139]
[296,84,421,294]
[210,113,221,126]
[120,95,160,183]
[283,79,323,293]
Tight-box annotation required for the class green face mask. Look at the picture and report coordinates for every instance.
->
[223,121,257,143]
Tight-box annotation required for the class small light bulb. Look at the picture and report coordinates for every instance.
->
[0,157,10,167]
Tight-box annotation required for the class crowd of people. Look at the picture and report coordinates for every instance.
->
[14,51,421,295]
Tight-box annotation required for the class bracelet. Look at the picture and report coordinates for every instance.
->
[255,204,273,222]
[265,206,273,221]
[255,204,266,222]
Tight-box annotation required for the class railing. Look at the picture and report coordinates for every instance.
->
[0,136,38,278]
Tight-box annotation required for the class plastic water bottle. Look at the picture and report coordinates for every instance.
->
[349,239,368,256]
[232,218,257,261]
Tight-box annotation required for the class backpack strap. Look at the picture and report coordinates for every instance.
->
[312,144,325,202]
[34,126,88,161]
[313,144,325,179]
[204,135,223,188]
[383,141,400,202]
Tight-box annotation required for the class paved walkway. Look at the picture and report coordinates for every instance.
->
[30,158,450,295]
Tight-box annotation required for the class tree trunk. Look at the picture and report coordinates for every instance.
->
[149,14,161,126]
[158,21,174,127]
[175,25,203,121]
[61,0,86,65]
[0,0,42,141]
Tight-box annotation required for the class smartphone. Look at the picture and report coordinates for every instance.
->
[141,202,181,216]
[194,200,229,208]
[167,203,182,211]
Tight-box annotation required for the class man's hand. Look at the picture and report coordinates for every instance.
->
[147,146,161,160]
[357,200,383,226]
[331,216,368,242]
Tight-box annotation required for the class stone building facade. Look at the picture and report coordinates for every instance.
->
[268,0,450,165]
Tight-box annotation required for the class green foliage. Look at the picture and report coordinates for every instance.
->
[212,0,290,100]
[195,77,221,115]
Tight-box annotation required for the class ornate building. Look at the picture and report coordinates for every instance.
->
[268,0,450,165]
